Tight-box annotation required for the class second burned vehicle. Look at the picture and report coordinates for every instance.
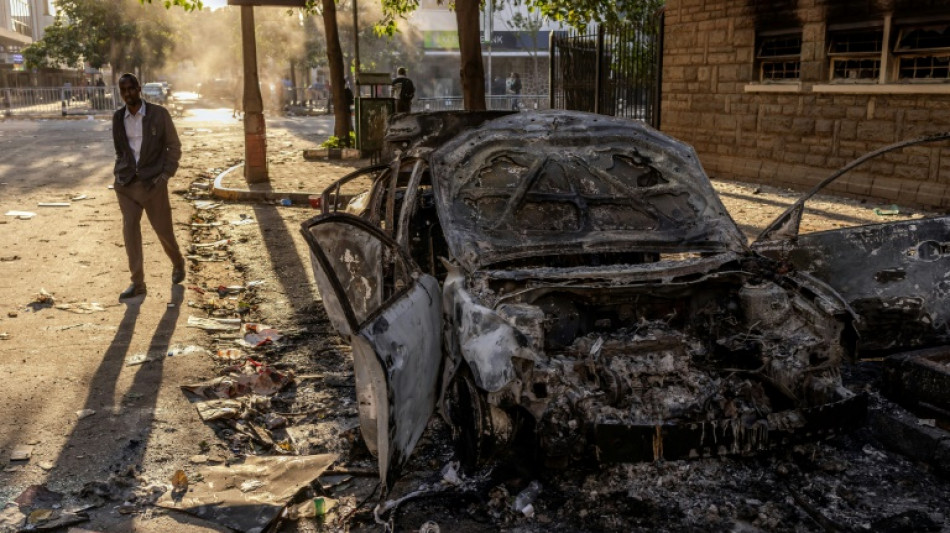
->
[302,111,949,490]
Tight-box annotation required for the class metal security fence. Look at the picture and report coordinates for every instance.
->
[550,12,664,127]
[415,95,550,112]
[1,86,120,117]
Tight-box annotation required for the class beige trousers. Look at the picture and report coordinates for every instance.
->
[115,178,184,286]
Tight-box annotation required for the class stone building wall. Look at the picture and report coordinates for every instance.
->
[662,0,950,208]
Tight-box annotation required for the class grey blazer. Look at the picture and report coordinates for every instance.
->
[112,102,181,185]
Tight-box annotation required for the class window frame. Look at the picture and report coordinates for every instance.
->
[826,22,886,84]
[756,29,803,83]
[892,19,950,84]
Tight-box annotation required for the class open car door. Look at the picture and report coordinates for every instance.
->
[301,213,442,491]
[753,133,950,354]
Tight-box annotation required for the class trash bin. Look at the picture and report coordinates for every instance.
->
[354,73,396,159]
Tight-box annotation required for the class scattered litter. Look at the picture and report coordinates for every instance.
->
[33,289,55,305]
[189,455,209,464]
[5,485,90,531]
[37,202,71,207]
[156,454,336,533]
[167,344,210,357]
[10,444,34,461]
[14,485,62,508]
[874,204,900,216]
[240,480,266,493]
[246,280,265,288]
[0,333,9,340]
[216,285,245,297]
[5,210,36,219]
[229,218,256,226]
[280,198,292,206]
[241,323,283,347]
[7,311,16,318]
[419,521,441,533]
[214,348,245,362]
[126,352,161,366]
[107,185,114,190]
[186,255,226,262]
[194,201,221,210]
[919,418,937,427]
[512,481,541,518]
[194,399,244,421]
[55,302,106,314]
[38,460,55,471]
[288,496,337,519]
[187,316,241,331]
[167,303,175,308]
[70,194,88,201]
[76,409,96,420]
[193,238,230,249]
[127,345,207,366]
[264,413,287,430]
[182,360,294,399]
[170,469,189,492]
[441,461,462,487]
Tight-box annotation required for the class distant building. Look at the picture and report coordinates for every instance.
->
[1,0,74,87]
[661,0,950,208]
[408,0,566,99]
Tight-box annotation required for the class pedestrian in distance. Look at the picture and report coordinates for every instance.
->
[391,67,415,113]
[111,73,186,300]
[506,72,522,111]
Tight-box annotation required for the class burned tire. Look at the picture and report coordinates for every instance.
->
[445,366,519,472]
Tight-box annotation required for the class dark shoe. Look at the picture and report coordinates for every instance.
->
[119,284,147,299]
[172,263,186,284]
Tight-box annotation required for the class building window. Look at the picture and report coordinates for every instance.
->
[757,31,802,81]
[827,27,883,82]
[894,23,950,81]
[9,0,33,39]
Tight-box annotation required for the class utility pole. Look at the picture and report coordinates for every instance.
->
[241,5,268,182]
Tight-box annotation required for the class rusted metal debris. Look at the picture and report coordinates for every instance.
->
[300,110,949,491]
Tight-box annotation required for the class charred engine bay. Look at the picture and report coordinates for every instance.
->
[452,252,856,468]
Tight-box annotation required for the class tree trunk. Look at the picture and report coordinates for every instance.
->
[454,0,485,111]
[322,0,350,145]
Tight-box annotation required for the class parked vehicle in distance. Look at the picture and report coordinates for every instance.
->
[142,82,169,104]
[301,110,949,493]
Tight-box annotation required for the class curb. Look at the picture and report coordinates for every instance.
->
[1,114,108,121]
[211,163,320,206]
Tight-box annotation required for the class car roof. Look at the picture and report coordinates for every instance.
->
[428,110,748,271]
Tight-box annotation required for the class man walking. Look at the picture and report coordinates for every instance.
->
[112,73,185,300]
[391,67,415,113]
[506,72,522,111]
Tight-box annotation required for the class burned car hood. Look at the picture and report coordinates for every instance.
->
[428,111,748,272]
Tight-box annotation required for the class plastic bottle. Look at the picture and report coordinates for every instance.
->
[512,480,541,516]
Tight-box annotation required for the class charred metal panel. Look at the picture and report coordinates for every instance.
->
[762,217,950,353]
[308,220,384,326]
[883,345,950,415]
[358,276,443,490]
[595,392,867,462]
[383,111,515,160]
[443,266,539,393]
[429,111,747,272]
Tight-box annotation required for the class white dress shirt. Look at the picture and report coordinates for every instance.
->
[124,102,146,165]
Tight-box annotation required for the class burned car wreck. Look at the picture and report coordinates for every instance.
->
[300,111,949,491]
